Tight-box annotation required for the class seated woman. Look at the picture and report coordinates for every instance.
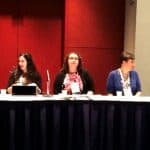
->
[106,51,142,96]
[7,52,42,94]
[53,52,95,94]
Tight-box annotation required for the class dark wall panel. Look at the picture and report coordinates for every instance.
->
[65,0,125,94]
[0,2,18,88]
[18,0,64,92]
[0,0,64,92]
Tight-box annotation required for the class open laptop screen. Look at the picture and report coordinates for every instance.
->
[12,85,36,95]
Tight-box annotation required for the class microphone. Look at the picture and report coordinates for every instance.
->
[46,69,50,95]
[47,69,50,81]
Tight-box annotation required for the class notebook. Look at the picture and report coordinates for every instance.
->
[12,85,36,95]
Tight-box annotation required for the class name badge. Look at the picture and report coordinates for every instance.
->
[123,88,132,96]
[71,82,80,94]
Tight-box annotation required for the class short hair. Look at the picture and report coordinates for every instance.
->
[120,51,135,64]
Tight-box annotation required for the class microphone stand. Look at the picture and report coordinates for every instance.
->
[46,70,50,96]
[46,80,50,96]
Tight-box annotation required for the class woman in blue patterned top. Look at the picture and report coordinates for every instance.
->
[106,51,141,96]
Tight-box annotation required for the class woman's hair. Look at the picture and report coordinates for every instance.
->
[61,52,83,73]
[7,52,41,88]
[17,52,37,74]
[120,51,135,64]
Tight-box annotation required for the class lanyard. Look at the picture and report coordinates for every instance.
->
[118,69,132,96]
[118,69,130,89]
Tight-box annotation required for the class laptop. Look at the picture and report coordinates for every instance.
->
[12,85,36,95]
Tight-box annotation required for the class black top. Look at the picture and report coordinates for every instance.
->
[7,71,42,90]
[53,69,95,94]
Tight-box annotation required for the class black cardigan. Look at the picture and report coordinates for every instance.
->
[53,69,95,94]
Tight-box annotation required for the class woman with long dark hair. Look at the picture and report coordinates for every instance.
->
[7,52,42,94]
[53,52,94,94]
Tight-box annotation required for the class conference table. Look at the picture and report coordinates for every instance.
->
[0,94,150,150]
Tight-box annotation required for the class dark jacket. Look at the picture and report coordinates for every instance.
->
[7,71,42,90]
[53,69,94,94]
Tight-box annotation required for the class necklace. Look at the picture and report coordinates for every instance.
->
[118,69,130,88]
[122,73,129,81]
[120,69,129,81]
[118,69,132,96]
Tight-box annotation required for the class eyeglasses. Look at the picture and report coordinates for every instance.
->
[68,57,79,60]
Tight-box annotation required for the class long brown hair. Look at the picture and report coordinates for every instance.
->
[61,52,83,73]
[7,52,42,89]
